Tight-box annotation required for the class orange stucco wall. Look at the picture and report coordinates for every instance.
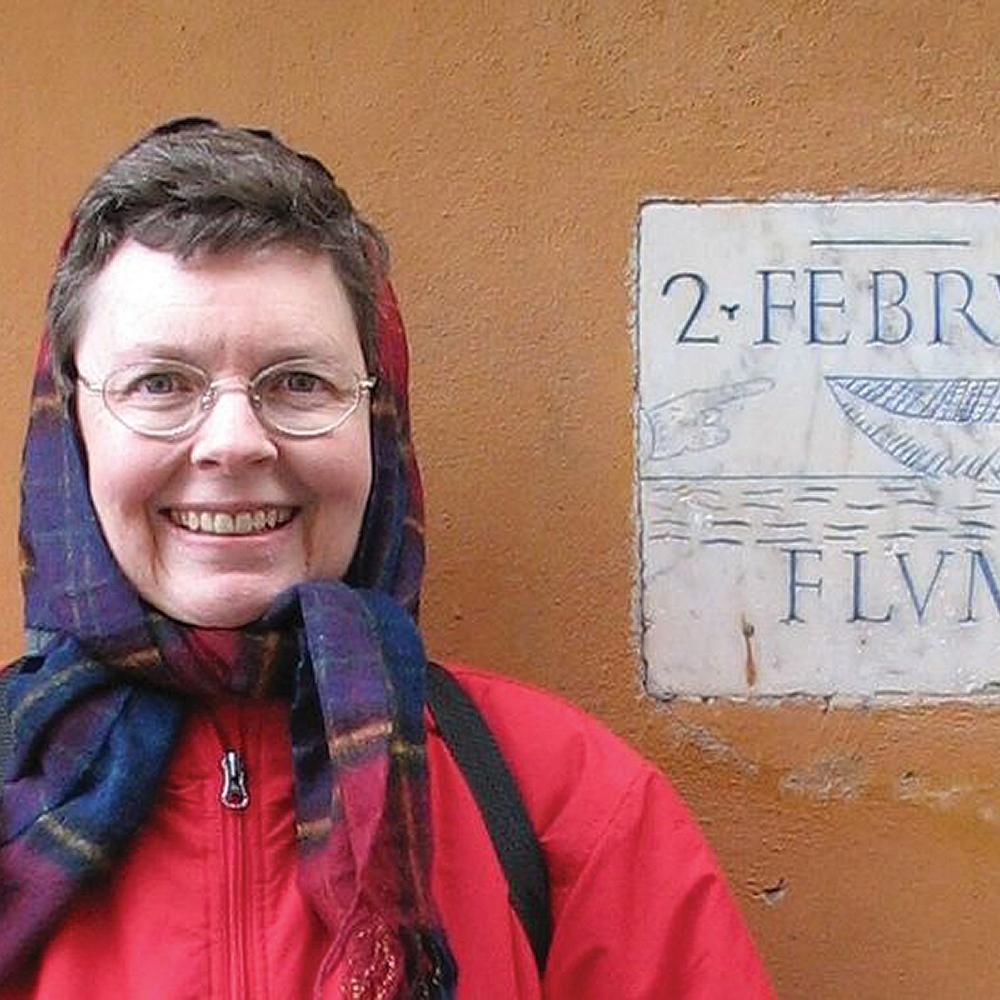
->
[3,3,1000,996]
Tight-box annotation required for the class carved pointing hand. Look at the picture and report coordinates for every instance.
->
[639,377,775,461]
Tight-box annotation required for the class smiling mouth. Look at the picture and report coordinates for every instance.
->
[167,507,297,536]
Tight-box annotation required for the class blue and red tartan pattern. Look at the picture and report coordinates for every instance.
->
[0,273,455,998]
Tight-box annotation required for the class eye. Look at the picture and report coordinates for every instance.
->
[280,371,324,394]
[135,371,189,395]
[107,363,204,406]
[259,364,353,408]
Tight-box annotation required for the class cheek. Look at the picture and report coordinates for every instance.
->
[86,432,148,514]
[78,407,165,564]
[314,445,372,523]
[90,453,161,568]
[302,433,373,558]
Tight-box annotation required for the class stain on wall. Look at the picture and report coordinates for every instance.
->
[2,3,1000,996]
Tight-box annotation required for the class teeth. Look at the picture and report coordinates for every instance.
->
[169,507,295,536]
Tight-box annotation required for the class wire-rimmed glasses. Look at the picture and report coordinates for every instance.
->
[76,357,377,439]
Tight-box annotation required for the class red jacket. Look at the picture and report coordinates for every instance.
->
[1,665,774,999]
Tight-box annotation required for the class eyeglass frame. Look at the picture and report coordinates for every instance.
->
[74,356,378,440]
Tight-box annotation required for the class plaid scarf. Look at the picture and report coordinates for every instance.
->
[0,276,456,998]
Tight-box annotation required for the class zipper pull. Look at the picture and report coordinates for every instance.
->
[220,749,249,810]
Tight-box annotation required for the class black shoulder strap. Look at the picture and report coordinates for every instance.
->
[425,662,552,974]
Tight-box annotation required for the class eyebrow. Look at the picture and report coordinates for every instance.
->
[103,339,358,368]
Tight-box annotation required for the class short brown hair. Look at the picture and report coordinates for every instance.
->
[47,117,386,393]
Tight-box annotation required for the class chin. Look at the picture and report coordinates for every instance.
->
[186,607,267,629]
[151,587,279,629]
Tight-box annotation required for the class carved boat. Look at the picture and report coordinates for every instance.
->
[825,375,1000,480]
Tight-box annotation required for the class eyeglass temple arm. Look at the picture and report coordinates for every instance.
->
[75,376,104,394]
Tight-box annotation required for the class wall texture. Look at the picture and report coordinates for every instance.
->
[3,3,1000,996]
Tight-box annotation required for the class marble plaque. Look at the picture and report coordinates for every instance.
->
[637,199,1000,699]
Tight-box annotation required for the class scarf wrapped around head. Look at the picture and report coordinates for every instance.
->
[0,268,456,998]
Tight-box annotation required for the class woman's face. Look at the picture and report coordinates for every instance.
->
[74,240,373,628]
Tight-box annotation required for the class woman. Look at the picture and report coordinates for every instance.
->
[0,119,774,998]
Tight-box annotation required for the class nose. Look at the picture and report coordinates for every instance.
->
[188,383,278,471]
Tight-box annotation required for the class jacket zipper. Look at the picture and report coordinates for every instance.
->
[221,750,250,810]
[220,743,251,999]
